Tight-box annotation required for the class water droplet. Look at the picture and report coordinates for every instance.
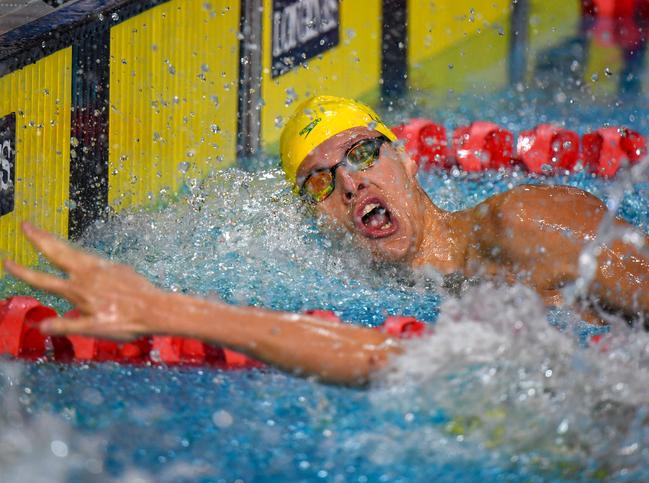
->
[149,349,161,363]
[212,409,233,428]
[284,87,297,107]
[50,440,68,458]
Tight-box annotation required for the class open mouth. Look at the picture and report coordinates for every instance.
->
[353,197,399,239]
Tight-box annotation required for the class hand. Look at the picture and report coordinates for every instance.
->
[3,223,163,340]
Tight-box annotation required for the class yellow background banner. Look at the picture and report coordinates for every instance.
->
[0,48,72,271]
[108,0,241,212]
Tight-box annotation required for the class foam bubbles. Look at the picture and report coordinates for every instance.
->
[371,283,649,478]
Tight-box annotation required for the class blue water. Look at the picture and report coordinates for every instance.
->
[2,91,649,482]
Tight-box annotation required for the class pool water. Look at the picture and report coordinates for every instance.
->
[2,90,649,482]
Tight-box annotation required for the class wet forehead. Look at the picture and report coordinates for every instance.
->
[296,126,384,181]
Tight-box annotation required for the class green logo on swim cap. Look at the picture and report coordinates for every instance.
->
[299,118,321,138]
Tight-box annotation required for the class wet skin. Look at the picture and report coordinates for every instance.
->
[5,128,649,385]
[299,127,649,323]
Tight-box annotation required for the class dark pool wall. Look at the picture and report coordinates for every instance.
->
[0,0,618,272]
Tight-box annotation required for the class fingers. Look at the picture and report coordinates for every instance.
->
[3,259,70,297]
[40,316,97,336]
[21,222,98,272]
[41,316,138,341]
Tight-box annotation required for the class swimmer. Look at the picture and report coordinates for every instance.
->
[4,96,649,385]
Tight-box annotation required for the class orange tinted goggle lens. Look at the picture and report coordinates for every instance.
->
[303,170,335,202]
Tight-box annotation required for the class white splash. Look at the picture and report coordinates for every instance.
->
[370,283,649,478]
[0,362,105,483]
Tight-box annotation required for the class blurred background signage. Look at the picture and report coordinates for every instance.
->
[271,0,339,77]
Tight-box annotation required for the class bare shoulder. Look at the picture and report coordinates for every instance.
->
[465,184,608,247]
[483,184,605,222]
[490,184,605,212]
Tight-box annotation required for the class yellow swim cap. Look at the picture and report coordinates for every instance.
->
[280,96,397,186]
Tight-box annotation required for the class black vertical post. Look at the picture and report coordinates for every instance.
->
[508,0,529,87]
[68,24,110,239]
[237,0,263,159]
[381,0,408,100]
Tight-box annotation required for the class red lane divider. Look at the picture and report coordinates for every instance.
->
[391,119,647,178]
[152,336,225,365]
[380,316,429,338]
[64,309,151,363]
[0,296,72,360]
[452,121,515,171]
[517,124,580,174]
[582,127,647,178]
[391,119,450,170]
[304,309,342,323]
[589,334,609,352]
[221,349,266,369]
[1,298,432,367]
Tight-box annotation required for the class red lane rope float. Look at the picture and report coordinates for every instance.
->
[583,0,649,49]
[582,127,647,177]
[452,121,516,171]
[390,119,450,170]
[65,309,152,363]
[0,296,72,360]
[391,119,646,177]
[380,316,428,339]
[517,124,580,175]
[0,297,429,368]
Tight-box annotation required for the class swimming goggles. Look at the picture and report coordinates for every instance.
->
[299,135,390,204]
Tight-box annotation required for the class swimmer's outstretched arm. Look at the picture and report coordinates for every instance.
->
[3,223,400,386]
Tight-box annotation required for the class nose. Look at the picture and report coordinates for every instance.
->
[337,166,367,204]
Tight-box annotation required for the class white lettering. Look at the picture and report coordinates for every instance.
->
[0,140,12,191]
[272,0,339,57]
[272,12,283,57]
[320,0,338,31]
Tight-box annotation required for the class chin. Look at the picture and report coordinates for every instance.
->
[365,235,415,263]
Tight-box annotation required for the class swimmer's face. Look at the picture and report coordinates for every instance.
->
[296,127,425,262]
